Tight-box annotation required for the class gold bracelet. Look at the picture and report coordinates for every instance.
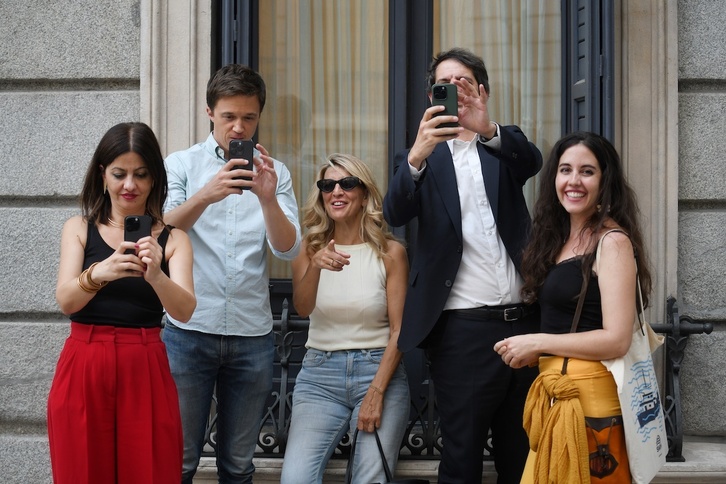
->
[85,262,108,290]
[369,384,384,396]
[76,263,108,294]
[77,271,97,293]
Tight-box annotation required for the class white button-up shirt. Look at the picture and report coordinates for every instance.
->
[409,125,523,308]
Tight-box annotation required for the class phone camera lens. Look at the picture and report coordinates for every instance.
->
[125,217,140,231]
[433,86,447,100]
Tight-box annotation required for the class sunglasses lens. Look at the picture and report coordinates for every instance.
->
[316,179,335,192]
[339,177,360,190]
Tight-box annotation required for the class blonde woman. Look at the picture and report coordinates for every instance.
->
[281,154,410,484]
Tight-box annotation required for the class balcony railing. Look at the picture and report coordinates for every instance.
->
[198,282,709,464]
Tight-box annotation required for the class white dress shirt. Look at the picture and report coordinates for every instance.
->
[409,125,523,308]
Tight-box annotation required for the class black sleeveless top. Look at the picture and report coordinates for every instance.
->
[70,222,171,328]
[539,257,604,334]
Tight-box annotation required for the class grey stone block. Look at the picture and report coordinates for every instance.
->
[0,435,52,484]
[0,208,76,313]
[0,91,140,197]
[0,323,68,424]
[678,0,726,79]
[0,0,140,80]
[678,94,726,200]
[678,212,726,319]
[680,331,726,435]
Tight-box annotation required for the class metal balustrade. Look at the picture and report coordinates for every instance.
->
[197,282,709,464]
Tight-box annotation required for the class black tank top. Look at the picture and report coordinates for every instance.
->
[70,222,171,328]
[539,257,604,334]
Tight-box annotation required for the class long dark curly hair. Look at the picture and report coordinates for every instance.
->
[520,131,652,308]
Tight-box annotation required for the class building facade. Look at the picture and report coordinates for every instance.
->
[0,1,724,482]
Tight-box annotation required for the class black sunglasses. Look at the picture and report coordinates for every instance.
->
[316,176,362,193]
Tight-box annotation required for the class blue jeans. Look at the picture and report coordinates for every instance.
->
[162,323,274,484]
[280,348,410,484]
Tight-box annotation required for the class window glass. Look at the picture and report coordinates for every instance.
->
[257,0,389,278]
[434,0,562,202]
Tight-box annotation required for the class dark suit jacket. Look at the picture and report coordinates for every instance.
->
[383,126,543,352]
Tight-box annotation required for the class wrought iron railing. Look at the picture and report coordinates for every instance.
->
[200,279,493,461]
[651,296,713,462]
[200,284,708,464]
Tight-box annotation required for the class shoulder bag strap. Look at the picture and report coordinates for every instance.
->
[561,271,590,375]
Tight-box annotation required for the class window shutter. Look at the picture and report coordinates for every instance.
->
[561,0,614,139]
[216,0,257,69]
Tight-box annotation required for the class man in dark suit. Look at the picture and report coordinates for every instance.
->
[383,48,542,484]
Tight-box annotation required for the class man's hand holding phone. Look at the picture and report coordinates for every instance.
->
[407,84,463,169]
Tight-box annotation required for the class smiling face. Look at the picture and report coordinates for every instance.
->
[102,152,152,216]
[207,94,261,158]
[556,143,602,220]
[320,166,367,224]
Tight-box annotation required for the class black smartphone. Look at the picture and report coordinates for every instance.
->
[124,215,153,254]
[431,83,459,128]
[229,139,255,189]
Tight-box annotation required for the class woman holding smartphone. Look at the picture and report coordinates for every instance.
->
[48,122,196,484]
[280,154,410,484]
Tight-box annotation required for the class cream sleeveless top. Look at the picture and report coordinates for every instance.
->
[306,243,390,351]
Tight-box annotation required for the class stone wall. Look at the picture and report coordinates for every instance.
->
[676,0,726,436]
[0,1,141,482]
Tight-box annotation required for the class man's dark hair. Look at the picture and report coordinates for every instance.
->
[206,64,266,112]
[426,47,490,95]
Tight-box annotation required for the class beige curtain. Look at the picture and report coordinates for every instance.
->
[256,1,559,278]
[434,0,562,203]
[257,0,389,278]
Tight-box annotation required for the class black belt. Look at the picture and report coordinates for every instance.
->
[448,304,534,322]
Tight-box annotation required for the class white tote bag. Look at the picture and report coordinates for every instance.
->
[600,234,667,483]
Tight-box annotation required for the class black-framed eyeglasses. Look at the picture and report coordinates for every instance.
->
[316,176,362,193]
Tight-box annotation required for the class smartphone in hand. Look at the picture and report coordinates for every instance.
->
[431,83,459,128]
[229,139,255,189]
[124,215,152,254]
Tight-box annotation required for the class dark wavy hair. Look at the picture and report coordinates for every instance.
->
[426,47,490,95]
[80,122,167,228]
[206,64,266,113]
[520,131,652,308]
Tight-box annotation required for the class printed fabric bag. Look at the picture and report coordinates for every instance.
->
[600,236,667,484]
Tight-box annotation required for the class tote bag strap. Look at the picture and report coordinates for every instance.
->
[634,261,648,335]
[595,229,647,336]
[562,229,626,375]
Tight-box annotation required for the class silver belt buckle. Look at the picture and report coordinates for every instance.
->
[503,307,519,321]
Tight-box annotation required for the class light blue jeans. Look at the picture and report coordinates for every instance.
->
[280,348,410,484]
[162,322,274,484]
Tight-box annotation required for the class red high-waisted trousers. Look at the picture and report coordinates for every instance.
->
[47,322,183,484]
